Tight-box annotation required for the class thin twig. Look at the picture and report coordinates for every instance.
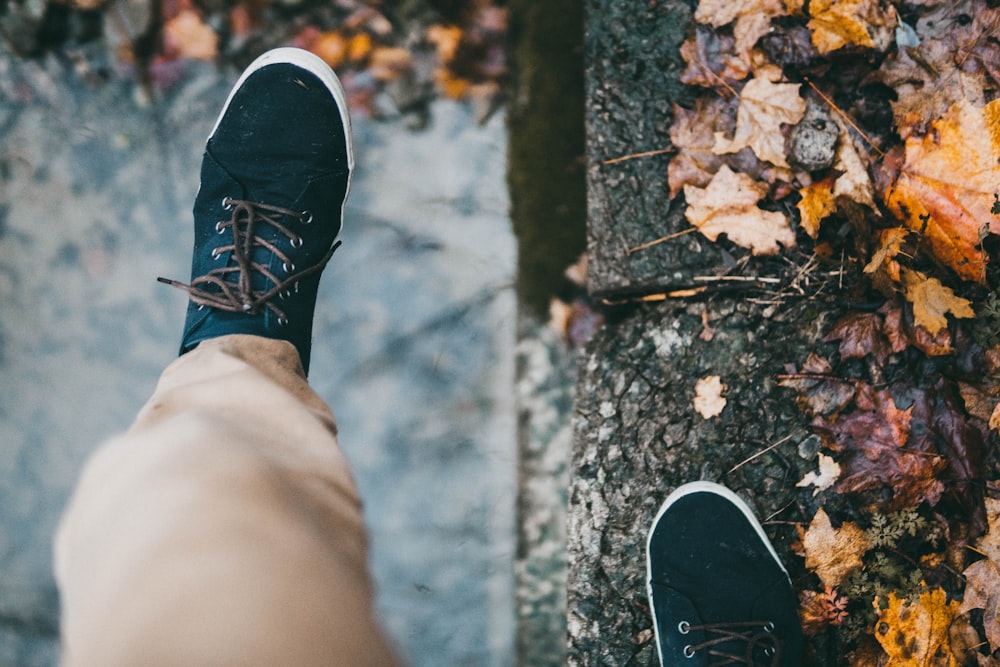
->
[602,147,675,166]
[729,433,795,474]
[626,227,696,254]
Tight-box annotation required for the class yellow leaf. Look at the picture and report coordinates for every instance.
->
[875,589,960,667]
[808,0,897,55]
[803,507,870,588]
[884,100,1000,283]
[712,66,806,168]
[901,269,974,336]
[693,375,727,419]
[797,177,836,239]
[684,165,797,255]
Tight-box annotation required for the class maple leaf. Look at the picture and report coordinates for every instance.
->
[807,0,897,55]
[900,269,974,336]
[823,310,892,364]
[778,352,857,416]
[803,507,871,588]
[712,66,807,167]
[961,499,1000,652]
[668,99,733,198]
[693,375,727,418]
[684,165,797,254]
[797,452,841,495]
[680,25,751,87]
[883,99,1000,282]
[880,299,955,357]
[875,589,960,667]
[796,177,836,239]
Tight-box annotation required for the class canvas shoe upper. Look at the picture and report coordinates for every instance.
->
[646,481,804,666]
[159,47,353,374]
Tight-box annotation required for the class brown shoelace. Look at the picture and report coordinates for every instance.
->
[679,620,781,666]
[158,198,340,325]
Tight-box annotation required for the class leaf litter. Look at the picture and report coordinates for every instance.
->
[646,0,1000,662]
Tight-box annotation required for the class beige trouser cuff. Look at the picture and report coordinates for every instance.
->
[54,334,399,666]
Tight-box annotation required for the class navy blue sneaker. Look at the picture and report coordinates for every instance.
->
[159,47,353,374]
[646,482,803,666]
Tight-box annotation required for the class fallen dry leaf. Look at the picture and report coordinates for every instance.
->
[832,128,877,209]
[713,66,807,167]
[797,177,836,239]
[797,452,842,495]
[875,589,960,667]
[864,227,908,277]
[694,0,803,74]
[803,507,870,588]
[684,165,797,254]
[883,99,1000,282]
[693,375,727,418]
[807,0,897,55]
[960,499,1000,652]
[163,8,218,61]
[901,268,974,336]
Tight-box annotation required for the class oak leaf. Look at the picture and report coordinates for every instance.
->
[807,0,897,55]
[803,508,870,588]
[900,269,974,336]
[712,66,807,168]
[684,165,796,254]
[875,589,960,667]
[883,99,1000,282]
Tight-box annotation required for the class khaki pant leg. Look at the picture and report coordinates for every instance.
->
[54,335,399,666]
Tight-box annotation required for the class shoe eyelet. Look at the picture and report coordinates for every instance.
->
[279,289,291,300]
[277,315,289,326]
[212,248,223,260]
[677,621,690,635]
[196,304,205,311]
[764,647,776,657]
[290,237,304,249]
[222,197,234,210]
[283,262,295,273]
[301,211,313,224]
[763,622,775,633]
[683,645,696,659]
[215,221,226,234]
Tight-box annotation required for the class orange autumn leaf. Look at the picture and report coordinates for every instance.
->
[427,24,463,63]
[884,99,1000,282]
[797,177,836,239]
[901,268,974,336]
[875,589,960,667]
[310,31,349,69]
[802,507,870,588]
[684,165,797,255]
[864,227,908,274]
[808,0,897,55]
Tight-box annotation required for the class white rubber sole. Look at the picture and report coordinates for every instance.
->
[645,481,789,666]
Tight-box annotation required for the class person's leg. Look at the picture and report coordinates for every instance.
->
[55,334,398,666]
[55,48,398,665]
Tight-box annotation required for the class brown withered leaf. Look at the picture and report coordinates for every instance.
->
[713,65,807,168]
[668,98,733,198]
[684,165,797,254]
[864,227,908,279]
[778,353,857,417]
[880,299,955,357]
[694,0,803,75]
[823,310,892,365]
[680,26,750,88]
[802,508,870,588]
[831,128,876,209]
[816,384,948,509]
[808,0,897,55]
[960,499,1000,652]
[901,269,975,336]
[883,99,1000,282]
